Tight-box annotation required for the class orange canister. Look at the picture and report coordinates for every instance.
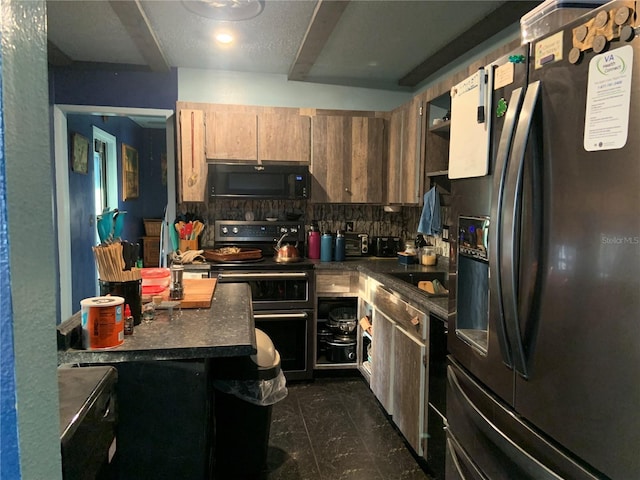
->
[81,296,125,349]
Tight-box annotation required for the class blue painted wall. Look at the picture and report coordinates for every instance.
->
[49,62,174,314]
[66,114,167,311]
[50,65,178,109]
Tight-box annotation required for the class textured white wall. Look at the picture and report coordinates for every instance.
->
[178,69,412,110]
[1,0,62,478]
[177,23,519,112]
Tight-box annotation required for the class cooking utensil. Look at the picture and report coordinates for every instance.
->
[274,233,300,263]
[187,111,198,187]
[169,224,179,250]
[325,336,356,363]
[328,307,357,333]
[113,210,126,240]
[204,248,262,262]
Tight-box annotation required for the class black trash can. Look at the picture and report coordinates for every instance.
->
[211,329,287,479]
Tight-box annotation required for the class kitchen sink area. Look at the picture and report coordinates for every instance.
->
[386,271,449,297]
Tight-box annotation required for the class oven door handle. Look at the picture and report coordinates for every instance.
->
[217,272,310,281]
[254,312,310,320]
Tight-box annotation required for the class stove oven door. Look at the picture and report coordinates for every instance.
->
[216,271,315,381]
[216,271,313,310]
[253,309,314,381]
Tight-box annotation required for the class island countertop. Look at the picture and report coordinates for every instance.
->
[57,282,256,365]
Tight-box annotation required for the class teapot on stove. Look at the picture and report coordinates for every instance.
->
[274,233,300,263]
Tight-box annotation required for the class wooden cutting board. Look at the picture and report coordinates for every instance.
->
[161,278,217,308]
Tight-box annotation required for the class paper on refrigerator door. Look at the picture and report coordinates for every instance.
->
[584,45,633,152]
[449,69,493,179]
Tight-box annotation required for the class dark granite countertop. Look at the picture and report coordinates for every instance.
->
[312,257,451,320]
[58,282,256,365]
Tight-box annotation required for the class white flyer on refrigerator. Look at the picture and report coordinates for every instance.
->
[584,45,633,151]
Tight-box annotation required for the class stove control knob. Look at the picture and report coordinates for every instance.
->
[280,227,288,233]
[232,227,239,234]
[221,227,228,234]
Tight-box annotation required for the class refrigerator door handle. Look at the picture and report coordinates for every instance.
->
[501,80,542,378]
[447,366,563,480]
[489,86,525,369]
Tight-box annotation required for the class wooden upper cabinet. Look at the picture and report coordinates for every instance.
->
[258,112,311,163]
[311,115,385,204]
[386,96,425,205]
[178,108,207,202]
[205,111,258,161]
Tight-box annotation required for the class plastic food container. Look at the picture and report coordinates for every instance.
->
[520,0,605,44]
[141,268,170,286]
[398,252,418,265]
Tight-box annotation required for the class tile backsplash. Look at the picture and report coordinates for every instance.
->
[180,198,450,257]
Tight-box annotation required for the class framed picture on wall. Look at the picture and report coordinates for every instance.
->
[122,143,139,201]
[71,132,89,174]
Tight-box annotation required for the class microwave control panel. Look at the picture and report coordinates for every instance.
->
[458,216,489,261]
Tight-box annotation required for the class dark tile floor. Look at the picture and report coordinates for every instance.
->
[264,374,436,480]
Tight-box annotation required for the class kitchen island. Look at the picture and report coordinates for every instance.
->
[57,282,258,480]
[57,282,256,364]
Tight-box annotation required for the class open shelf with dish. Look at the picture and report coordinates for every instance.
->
[315,296,359,369]
[425,92,451,177]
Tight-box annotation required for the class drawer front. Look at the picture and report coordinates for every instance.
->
[374,285,427,340]
[316,271,358,294]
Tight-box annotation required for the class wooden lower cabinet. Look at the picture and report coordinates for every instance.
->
[392,325,427,456]
[370,309,395,414]
[366,282,431,459]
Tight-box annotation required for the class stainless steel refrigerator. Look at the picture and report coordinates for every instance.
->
[446,1,640,478]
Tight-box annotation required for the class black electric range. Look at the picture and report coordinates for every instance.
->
[208,220,315,381]
[208,220,314,271]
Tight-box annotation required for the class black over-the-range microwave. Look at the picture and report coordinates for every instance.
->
[208,164,310,199]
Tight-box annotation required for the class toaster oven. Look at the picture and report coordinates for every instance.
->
[344,233,369,257]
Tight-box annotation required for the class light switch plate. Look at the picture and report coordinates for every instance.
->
[442,225,450,242]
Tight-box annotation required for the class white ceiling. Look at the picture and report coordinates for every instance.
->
[46,0,541,93]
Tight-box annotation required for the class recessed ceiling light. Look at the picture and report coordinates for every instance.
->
[182,0,265,21]
[215,32,234,44]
